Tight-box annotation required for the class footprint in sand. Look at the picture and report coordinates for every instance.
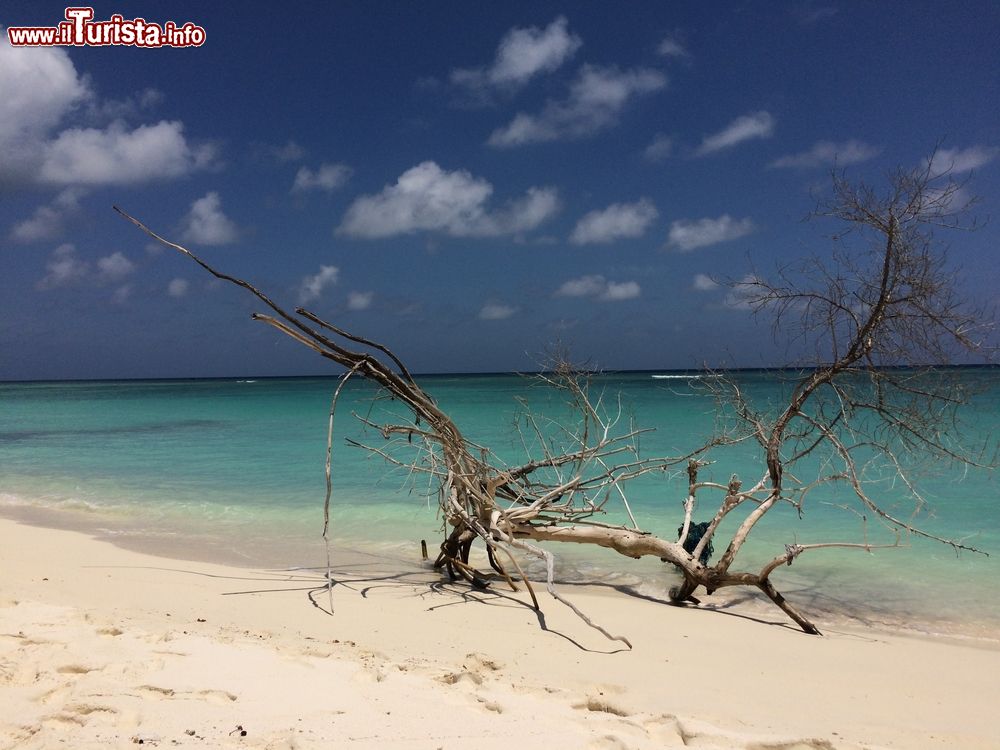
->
[475,696,504,714]
[586,736,632,750]
[137,685,238,705]
[55,663,100,675]
[64,703,118,718]
[462,652,502,672]
[573,696,634,718]
[0,658,42,686]
[36,685,70,705]
[435,669,483,688]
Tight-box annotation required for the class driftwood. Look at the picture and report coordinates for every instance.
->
[114,162,992,641]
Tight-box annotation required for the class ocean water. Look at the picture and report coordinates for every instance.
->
[1,371,998,640]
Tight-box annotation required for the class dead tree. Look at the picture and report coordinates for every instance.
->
[114,162,991,639]
[672,161,995,631]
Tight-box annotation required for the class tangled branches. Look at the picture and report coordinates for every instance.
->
[115,162,994,640]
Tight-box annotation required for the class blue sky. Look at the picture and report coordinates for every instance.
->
[2,1,998,379]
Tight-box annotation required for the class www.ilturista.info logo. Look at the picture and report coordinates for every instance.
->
[7,7,206,48]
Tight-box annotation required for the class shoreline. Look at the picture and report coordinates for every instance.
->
[3,499,999,649]
[3,515,1000,748]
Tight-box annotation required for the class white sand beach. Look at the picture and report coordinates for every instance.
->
[2,516,999,750]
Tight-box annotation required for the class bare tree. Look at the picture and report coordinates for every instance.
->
[114,161,993,640]
[668,162,995,631]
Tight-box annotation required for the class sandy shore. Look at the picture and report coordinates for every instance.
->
[2,517,999,749]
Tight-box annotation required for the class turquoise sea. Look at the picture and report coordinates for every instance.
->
[2,371,998,640]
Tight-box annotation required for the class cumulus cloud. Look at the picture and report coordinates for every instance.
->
[0,40,210,186]
[87,87,163,123]
[657,35,689,58]
[488,64,666,147]
[643,133,674,162]
[298,265,339,304]
[0,41,89,181]
[923,184,974,213]
[555,275,606,297]
[692,273,720,291]
[35,244,138,290]
[292,163,353,192]
[667,215,755,252]
[346,291,373,311]
[39,120,214,185]
[0,41,88,147]
[927,145,999,176]
[96,251,135,281]
[181,192,239,245]
[36,243,89,290]
[338,161,558,238]
[695,111,775,156]
[570,198,658,244]
[555,274,641,301]
[601,280,642,301]
[10,188,85,242]
[452,16,581,93]
[769,139,879,169]
[167,278,190,297]
[479,302,518,320]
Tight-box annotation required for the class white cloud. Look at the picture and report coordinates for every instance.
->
[0,41,88,148]
[39,120,213,185]
[924,184,974,213]
[657,36,688,58]
[696,111,775,156]
[181,192,239,245]
[667,215,755,252]
[500,187,561,233]
[292,163,353,192]
[273,140,305,162]
[725,273,763,310]
[87,87,163,122]
[36,243,88,290]
[643,133,673,162]
[0,41,211,187]
[35,244,136,291]
[693,273,720,291]
[479,302,518,320]
[96,251,135,281]
[570,198,658,244]
[346,291,373,311]
[556,275,607,297]
[167,278,190,297]
[299,265,339,304]
[600,281,641,301]
[488,64,667,147]
[452,16,581,92]
[10,188,85,242]
[338,161,558,238]
[0,40,89,181]
[769,139,880,169]
[927,145,999,176]
[555,274,640,301]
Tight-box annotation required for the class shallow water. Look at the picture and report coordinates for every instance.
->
[1,370,997,640]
